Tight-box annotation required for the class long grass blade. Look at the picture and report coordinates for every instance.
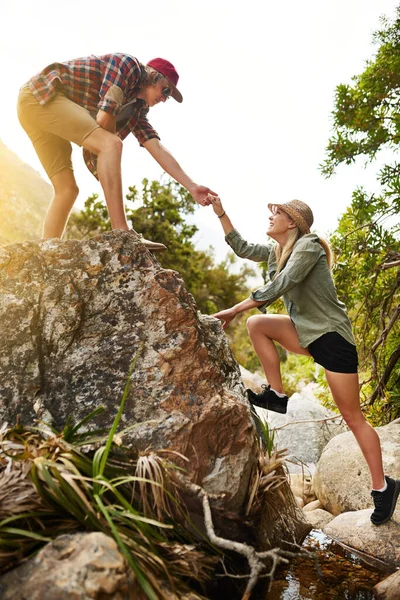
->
[94,493,158,600]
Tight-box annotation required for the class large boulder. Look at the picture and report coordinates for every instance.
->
[313,421,400,515]
[0,532,139,600]
[0,232,257,510]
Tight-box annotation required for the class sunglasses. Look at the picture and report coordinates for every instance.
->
[162,86,172,99]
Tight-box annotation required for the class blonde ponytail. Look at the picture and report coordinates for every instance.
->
[318,237,332,268]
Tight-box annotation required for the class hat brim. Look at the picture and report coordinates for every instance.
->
[169,83,183,103]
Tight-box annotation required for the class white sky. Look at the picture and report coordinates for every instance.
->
[1,0,398,264]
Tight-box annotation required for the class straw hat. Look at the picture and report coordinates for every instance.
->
[268,200,314,235]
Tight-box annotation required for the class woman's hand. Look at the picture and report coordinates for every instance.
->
[210,195,225,217]
[212,307,237,330]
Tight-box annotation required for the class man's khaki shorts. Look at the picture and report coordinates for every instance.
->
[17,86,99,179]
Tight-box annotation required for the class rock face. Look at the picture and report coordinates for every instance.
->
[0,232,257,510]
[313,421,400,515]
[0,532,137,600]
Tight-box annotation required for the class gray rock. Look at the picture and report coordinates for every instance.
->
[0,532,137,600]
[303,499,323,512]
[255,389,346,473]
[313,421,400,515]
[303,508,334,529]
[324,509,400,570]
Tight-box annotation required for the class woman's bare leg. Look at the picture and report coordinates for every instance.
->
[246,314,310,393]
[325,369,385,490]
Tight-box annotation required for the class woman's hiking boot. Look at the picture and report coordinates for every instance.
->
[246,385,288,414]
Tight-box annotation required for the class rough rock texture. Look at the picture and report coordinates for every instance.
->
[0,532,138,600]
[255,388,347,474]
[324,510,400,570]
[374,570,400,600]
[313,421,400,515]
[0,232,258,510]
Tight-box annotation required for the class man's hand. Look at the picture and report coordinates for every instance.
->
[189,184,218,207]
[212,307,237,330]
[96,110,117,134]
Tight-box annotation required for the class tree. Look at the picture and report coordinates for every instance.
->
[322,6,400,420]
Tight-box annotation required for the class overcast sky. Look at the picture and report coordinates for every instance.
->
[1,0,398,266]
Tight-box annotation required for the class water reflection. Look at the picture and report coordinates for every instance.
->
[266,530,385,599]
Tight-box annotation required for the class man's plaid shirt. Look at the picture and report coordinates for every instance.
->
[28,53,160,178]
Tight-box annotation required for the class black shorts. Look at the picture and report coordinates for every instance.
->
[308,332,358,374]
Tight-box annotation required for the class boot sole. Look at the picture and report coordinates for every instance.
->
[248,399,288,414]
[371,480,400,525]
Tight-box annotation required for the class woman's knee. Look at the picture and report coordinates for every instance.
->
[246,314,260,334]
[339,407,366,430]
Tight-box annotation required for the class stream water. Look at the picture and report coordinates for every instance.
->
[265,529,388,599]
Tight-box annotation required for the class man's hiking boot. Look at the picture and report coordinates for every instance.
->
[246,385,288,414]
[371,476,400,525]
[132,231,167,252]
[141,238,167,252]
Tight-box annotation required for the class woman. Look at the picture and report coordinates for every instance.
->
[211,196,399,526]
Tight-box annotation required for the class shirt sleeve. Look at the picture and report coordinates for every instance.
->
[83,149,99,179]
[250,235,322,306]
[225,229,272,262]
[98,55,141,116]
[131,106,160,146]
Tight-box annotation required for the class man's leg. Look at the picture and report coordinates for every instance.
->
[80,129,128,230]
[44,169,79,238]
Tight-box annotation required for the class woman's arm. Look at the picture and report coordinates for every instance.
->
[213,297,265,329]
[210,196,234,235]
[210,196,272,263]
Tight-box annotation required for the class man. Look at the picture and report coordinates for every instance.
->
[17,53,216,251]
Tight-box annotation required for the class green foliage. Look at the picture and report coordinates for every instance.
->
[321,5,400,419]
[322,7,400,177]
[281,353,318,398]
[329,189,400,417]
[66,179,254,315]
[255,415,275,457]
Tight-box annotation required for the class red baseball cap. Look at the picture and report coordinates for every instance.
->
[147,58,183,103]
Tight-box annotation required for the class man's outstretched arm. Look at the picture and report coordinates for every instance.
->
[143,138,217,206]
